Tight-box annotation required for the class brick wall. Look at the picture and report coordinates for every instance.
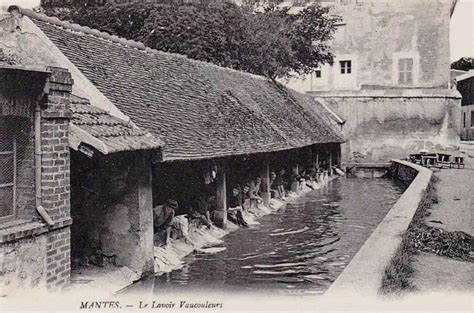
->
[42,67,73,290]
[46,227,71,289]
[0,66,73,294]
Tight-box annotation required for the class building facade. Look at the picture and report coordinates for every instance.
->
[286,0,456,92]
[455,71,474,141]
[284,0,461,162]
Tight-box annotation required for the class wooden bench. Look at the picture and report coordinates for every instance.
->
[450,156,465,169]
[436,153,452,169]
[421,154,438,168]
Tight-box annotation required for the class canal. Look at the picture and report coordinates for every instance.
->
[132,177,405,296]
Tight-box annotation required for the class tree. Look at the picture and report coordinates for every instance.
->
[451,57,474,71]
[39,1,340,79]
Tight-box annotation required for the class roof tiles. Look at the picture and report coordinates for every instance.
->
[31,14,343,161]
[69,95,162,155]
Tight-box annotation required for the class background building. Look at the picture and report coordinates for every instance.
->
[455,70,474,141]
[285,0,461,163]
[286,0,457,92]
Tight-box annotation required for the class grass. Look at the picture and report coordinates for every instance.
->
[379,176,439,295]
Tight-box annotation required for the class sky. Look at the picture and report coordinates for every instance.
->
[1,0,473,61]
[450,0,474,61]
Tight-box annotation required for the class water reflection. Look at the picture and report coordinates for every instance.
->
[133,178,405,296]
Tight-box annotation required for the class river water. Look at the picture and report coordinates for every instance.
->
[134,177,405,296]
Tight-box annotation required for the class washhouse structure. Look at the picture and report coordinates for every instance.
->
[0,6,343,294]
[0,64,161,293]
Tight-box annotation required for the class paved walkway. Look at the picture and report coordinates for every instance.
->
[411,144,474,293]
[412,252,474,292]
[425,167,473,234]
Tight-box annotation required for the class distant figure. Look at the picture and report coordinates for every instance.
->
[276,169,287,199]
[227,187,248,227]
[243,182,263,212]
[269,171,280,198]
[153,199,177,246]
[252,176,262,198]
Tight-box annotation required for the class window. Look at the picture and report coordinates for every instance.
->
[315,70,322,78]
[340,60,352,74]
[0,119,15,221]
[463,112,466,128]
[471,111,474,127]
[398,58,413,85]
[0,116,34,223]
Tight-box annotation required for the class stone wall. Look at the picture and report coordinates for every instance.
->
[316,90,461,163]
[0,233,48,294]
[70,152,154,277]
[391,161,418,184]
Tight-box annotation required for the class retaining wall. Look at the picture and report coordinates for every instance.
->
[322,159,432,299]
[320,92,461,163]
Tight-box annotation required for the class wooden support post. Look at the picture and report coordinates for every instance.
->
[215,168,227,229]
[336,145,341,167]
[316,152,319,170]
[261,158,271,206]
[329,148,333,176]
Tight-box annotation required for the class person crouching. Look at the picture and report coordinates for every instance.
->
[153,199,177,247]
[227,187,248,227]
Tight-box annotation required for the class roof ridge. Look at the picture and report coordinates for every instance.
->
[10,6,269,83]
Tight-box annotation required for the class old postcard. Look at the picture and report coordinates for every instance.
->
[0,0,472,312]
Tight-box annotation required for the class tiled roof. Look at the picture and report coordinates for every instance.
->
[26,10,343,161]
[454,70,474,82]
[69,95,162,155]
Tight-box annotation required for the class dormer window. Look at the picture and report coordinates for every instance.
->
[340,60,352,74]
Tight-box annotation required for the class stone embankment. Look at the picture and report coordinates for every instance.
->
[322,152,473,300]
[321,160,432,299]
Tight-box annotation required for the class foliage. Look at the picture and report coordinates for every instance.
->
[451,57,474,71]
[39,1,340,79]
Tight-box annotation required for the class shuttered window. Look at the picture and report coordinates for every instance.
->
[340,60,352,74]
